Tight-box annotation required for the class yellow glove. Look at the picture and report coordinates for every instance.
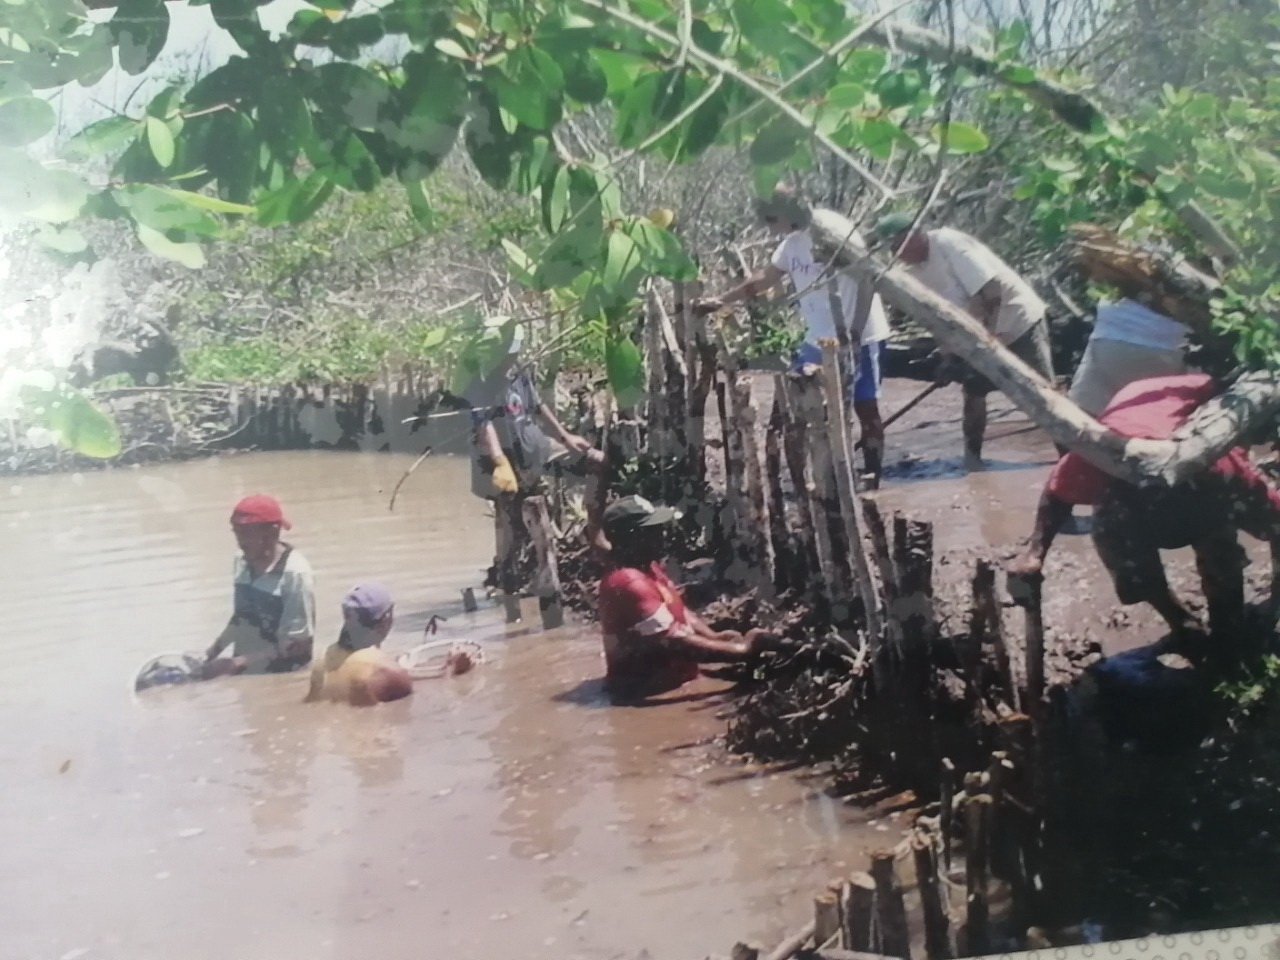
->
[491,454,519,494]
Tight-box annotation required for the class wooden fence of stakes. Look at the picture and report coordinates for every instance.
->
[221,275,1057,954]
[633,277,1053,959]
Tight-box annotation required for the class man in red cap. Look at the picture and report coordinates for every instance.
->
[203,494,316,676]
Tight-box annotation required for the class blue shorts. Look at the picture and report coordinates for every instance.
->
[790,341,885,404]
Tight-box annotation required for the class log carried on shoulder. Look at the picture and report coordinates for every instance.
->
[809,208,1280,489]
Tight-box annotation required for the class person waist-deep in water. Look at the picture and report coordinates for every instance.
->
[307,583,476,706]
[203,494,316,677]
[596,495,777,701]
[1008,373,1280,640]
[463,334,606,591]
[694,186,891,489]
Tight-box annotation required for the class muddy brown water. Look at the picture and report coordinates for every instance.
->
[1,450,890,960]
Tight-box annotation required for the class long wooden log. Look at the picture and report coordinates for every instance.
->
[728,370,777,595]
[644,286,673,459]
[810,208,1280,487]
[780,375,825,592]
[521,495,564,630]
[766,384,800,592]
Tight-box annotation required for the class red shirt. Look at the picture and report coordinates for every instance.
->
[598,562,699,693]
[1047,373,1232,505]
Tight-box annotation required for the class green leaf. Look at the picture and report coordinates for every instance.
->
[592,48,647,95]
[257,76,312,162]
[998,64,1037,84]
[750,116,801,166]
[434,38,470,59]
[0,150,92,223]
[502,238,535,285]
[328,13,385,52]
[34,224,88,255]
[564,54,608,105]
[403,176,433,227]
[0,97,54,146]
[111,0,170,76]
[624,218,697,281]
[753,163,783,198]
[873,70,922,110]
[145,115,175,167]
[826,83,866,110]
[200,110,257,204]
[286,173,335,224]
[159,187,253,215]
[136,222,206,268]
[602,228,644,300]
[857,117,913,160]
[542,164,570,232]
[114,183,220,235]
[843,48,886,82]
[312,63,390,132]
[930,121,989,154]
[43,389,122,458]
[605,335,644,406]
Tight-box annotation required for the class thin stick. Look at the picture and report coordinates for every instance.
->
[388,446,434,512]
[854,381,942,451]
[764,920,817,960]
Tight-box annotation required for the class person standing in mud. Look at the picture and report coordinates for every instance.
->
[203,494,316,676]
[467,332,606,596]
[597,495,778,702]
[871,212,1055,467]
[693,186,891,488]
[1007,373,1280,642]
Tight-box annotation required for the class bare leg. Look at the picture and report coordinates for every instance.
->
[1008,491,1074,580]
[963,388,987,464]
[853,398,884,489]
[1194,530,1246,639]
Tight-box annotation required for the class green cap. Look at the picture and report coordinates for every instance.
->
[601,495,681,538]
[872,210,918,241]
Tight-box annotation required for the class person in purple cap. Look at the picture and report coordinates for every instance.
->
[306,583,415,706]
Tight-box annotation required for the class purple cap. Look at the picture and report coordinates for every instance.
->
[341,582,395,627]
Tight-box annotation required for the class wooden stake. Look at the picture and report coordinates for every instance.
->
[727,369,776,595]
[912,832,953,960]
[842,871,874,955]
[819,340,883,639]
[870,851,912,960]
[815,890,842,949]
[964,795,993,956]
[861,496,902,648]
[521,495,564,630]
[1022,573,1046,714]
[780,375,828,601]
[970,559,1015,712]
[893,512,936,648]
[766,385,799,592]
[792,373,850,612]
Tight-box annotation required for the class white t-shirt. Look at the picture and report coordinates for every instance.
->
[907,228,1045,344]
[1091,298,1187,352]
[220,546,317,667]
[771,230,890,346]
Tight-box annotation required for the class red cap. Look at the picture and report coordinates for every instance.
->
[230,494,291,529]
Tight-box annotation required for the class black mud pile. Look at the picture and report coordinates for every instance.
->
[1041,614,1280,935]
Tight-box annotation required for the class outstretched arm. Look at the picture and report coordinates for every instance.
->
[696,264,787,313]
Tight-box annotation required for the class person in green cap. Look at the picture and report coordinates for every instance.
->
[872,212,1055,466]
[596,495,780,701]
